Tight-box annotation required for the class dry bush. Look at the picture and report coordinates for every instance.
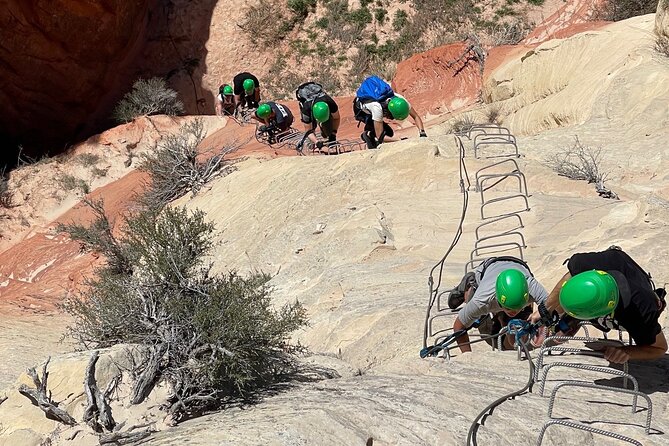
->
[483,104,504,125]
[487,21,531,46]
[74,153,101,167]
[138,118,237,210]
[656,35,669,58]
[59,202,307,422]
[113,78,184,124]
[0,169,13,209]
[545,137,619,199]
[595,0,657,21]
[56,173,90,194]
[449,114,478,134]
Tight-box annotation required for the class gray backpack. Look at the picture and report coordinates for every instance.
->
[295,82,325,104]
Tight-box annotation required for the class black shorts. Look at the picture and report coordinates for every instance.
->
[299,94,339,124]
[233,72,260,96]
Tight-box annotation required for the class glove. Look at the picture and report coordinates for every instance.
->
[419,130,427,138]
[316,141,324,149]
[259,125,268,133]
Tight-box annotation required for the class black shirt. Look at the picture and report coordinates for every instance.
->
[233,72,260,96]
[567,249,661,346]
[299,94,339,125]
[267,102,294,131]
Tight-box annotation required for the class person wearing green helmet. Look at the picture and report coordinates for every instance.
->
[295,81,341,150]
[529,247,667,363]
[354,77,426,149]
[252,101,294,143]
[215,84,236,116]
[451,256,549,353]
[232,72,261,112]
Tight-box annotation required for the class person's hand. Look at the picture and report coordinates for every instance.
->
[259,125,268,133]
[527,310,541,324]
[604,346,630,363]
[419,130,427,137]
[316,141,324,149]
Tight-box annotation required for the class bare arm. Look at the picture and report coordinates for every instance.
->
[303,121,318,144]
[409,107,424,131]
[331,110,341,133]
[215,99,222,116]
[605,331,668,363]
[529,272,571,323]
[453,317,472,353]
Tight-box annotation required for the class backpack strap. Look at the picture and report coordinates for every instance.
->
[479,256,533,281]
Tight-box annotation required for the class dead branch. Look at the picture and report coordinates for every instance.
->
[18,357,77,426]
[83,351,116,432]
[130,343,166,405]
[99,429,154,445]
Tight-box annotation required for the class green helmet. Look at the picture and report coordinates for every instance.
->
[256,103,271,119]
[559,270,619,319]
[222,85,233,96]
[387,96,410,120]
[243,78,256,94]
[312,101,330,123]
[496,269,529,311]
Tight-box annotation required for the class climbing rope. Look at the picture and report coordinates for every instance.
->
[466,335,535,446]
[423,136,471,350]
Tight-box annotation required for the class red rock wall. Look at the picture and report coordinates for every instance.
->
[0,0,160,167]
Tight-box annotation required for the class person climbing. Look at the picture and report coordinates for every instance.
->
[253,101,294,143]
[215,84,236,116]
[295,82,340,150]
[353,75,427,149]
[232,72,261,112]
[450,256,549,353]
[529,246,667,363]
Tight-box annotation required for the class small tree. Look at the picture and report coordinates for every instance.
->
[113,78,184,124]
[59,202,307,421]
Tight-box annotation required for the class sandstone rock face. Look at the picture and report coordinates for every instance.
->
[657,0,669,37]
[0,0,155,166]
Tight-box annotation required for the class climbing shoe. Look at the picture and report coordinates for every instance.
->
[361,132,378,149]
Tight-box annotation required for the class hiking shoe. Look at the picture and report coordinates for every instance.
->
[361,132,377,150]
[447,290,465,310]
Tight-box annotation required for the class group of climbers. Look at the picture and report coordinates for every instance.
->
[215,72,426,150]
[448,246,667,364]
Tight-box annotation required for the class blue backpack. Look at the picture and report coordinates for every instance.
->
[356,76,395,102]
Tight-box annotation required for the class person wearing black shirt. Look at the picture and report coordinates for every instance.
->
[531,247,667,363]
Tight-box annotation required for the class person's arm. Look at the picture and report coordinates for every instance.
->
[331,110,341,133]
[303,121,318,144]
[604,331,668,363]
[234,94,243,111]
[529,272,571,323]
[215,97,222,116]
[409,107,426,136]
[453,316,472,353]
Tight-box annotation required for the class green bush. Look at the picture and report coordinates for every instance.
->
[112,78,184,124]
[348,7,373,27]
[393,10,409,31]
[315,17,329,29]
[288,0,317,17]
[59,202,308,421]
[374,8,387,24]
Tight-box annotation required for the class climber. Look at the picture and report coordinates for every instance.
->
[253,102,294,143]
[450,257,549,353]
[232,72,261,112]
[215,84,236,116]
[295,81,341,150]
[529,246,667,363]
[353,76,426,149]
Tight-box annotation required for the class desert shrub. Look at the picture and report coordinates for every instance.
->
[113,78,184,124]
[486,20,531,45]
[656,35,669,57]
[287,0,316,17]
[138,118,237,210]
[596,0,657,21]
[74,153,101,167]
[484,104,504,124]
[59,202,307,421]
[545,137,608,183]
[315,17,329,29]
[393,10,409,31]
[449,114,478,134]
[545,137,618,199]
[374,8,387,24]
[348,7,373,27]
[56,173,90,194]
[0,170,12,209]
